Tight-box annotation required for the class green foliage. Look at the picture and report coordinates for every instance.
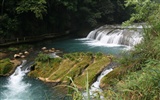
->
[7,47,18,52]
[85,72,90,100]
[2,64,13,74]
[63,53,75,61]
[121,0,160,67]
[103,1,160,99]
[63,52,93,61]
[5,44,32,52]
[52,58,62,64]
[67,72,103,100]
[35,53,50,62]
[95,52,103,59]
[0,58,13,75]
[0,0,131,41]
[18,44,32,50]
[16,0,47,19]
[67,72,92,100]
[123,0,160,26]
[0,14,19,39]
[67,77,83,100]
[104,60,160,100]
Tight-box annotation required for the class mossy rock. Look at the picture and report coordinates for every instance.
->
[28,52,112,89]
[74,56,110,89]
[0,58,14,76]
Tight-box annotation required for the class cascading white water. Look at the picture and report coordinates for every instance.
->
[83,68,113,99]
[87,25,143,47]
[90,68,113,93]
[1,60,31,100]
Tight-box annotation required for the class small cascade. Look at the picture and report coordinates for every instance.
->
[90,68,113,93]
[1,60,31,100]
[87,25,143,47]
[83,68,113,99]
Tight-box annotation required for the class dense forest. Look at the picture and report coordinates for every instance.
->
[0,0,132,43]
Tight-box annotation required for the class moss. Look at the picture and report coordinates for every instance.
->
[49,59,77,80]
[0,58,14,75]
[28,70,39,77]
[62,57,91,84]
[74,55,110,88]
[28,52,111,89]
[28,58,61,78]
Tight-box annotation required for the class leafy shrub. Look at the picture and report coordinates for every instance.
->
[8,47,18,52]
[35,53,50,62]
[95,52,103,59]
[52,58,62,63]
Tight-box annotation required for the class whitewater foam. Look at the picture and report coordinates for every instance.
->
[1,60,31,100]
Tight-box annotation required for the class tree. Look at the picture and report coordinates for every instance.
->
[124,0,160,25]
[0,0,131,42]
[16,0,47,19]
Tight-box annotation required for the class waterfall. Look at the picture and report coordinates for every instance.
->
[87,25,143,47]
[1,60,31,100]
[83,68,113,99]
[90,68,113,92]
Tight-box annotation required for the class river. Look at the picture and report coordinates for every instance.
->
[0,24,143,100]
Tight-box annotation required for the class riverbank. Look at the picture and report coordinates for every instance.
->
[0,33,70,47]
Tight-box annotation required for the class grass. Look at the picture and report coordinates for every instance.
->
[103,60,160,100]
[67,59,160,100]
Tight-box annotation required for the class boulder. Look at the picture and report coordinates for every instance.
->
[24,51,29,55]
[51,48,55,51]
[19,52,23,56]
[21,55,25,58]
[49,49,55,53]
[14,54,21,58]
[42,47,47,50]
[30,64,36,71]
[56,50,60,52]
[44,50,49,53]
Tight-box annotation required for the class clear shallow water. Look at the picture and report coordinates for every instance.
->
[0,38,128,100]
